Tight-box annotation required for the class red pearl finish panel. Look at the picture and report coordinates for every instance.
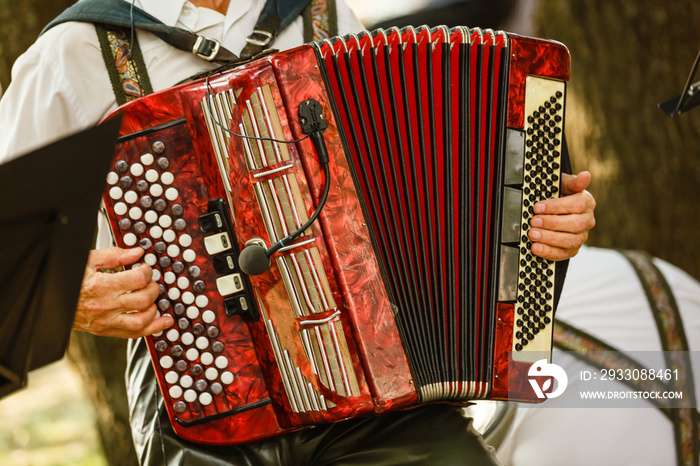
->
[272,46,419,412]
[491,303,542,401]
[507,34,570,129]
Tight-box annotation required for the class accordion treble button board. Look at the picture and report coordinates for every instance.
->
[104,124,268,432]
[511,75,566,363]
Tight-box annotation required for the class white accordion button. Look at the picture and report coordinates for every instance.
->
[149,225,163,239]
[152,268,161,282]
[165,187,179,201]
[130,163,144,177]
[109,186,123,200]
[195,295,209,308]
[201,352,214,366]
[202,310,216,324]
[180,375,193,388]
[161,172,174,185]
[159,215,172,229]
[181,332,194,346]
[163,229,177,243]
[150,183,163,197]
[169,386,183,399]
[144,253,157,266]
[141,153,154,166]
[159,356,173,369]
[184,389,197,403]
[221,371,234,385]
[164,271,176,285]
[179,234,193,248]
[107,171,119,185]
[124,190,138,204]
[183,249,197,263]
[167,244,180,258]
[123,233,137,246]
[205,368,218,381]
[199,392,213,406]
[186,306,199,320]
[215,356,228,369]
[196,337,209,350]
[145,169,159,183]
[168,288,181,301]
[185,348,199,361]
[114,202,128,216]
[165,371,179,384]
[166,329,179,342]
[182,291,195,305]
[144,210,158,224]
[128,206,143,220]
[177,276,190,290]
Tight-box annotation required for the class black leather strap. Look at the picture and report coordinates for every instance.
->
[44,0,239,64]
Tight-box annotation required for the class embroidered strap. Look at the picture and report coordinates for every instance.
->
[95,25,153,106]
[303,0,338,43]
[620,250,698,466]
[552,250,699,466]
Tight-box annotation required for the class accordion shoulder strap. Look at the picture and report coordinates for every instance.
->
[95,25,153,106]
[302,0,338,43]
[240,0,336,58]
[41,0,238,64]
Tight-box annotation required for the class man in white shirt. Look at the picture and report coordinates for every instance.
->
[0,0,595,463]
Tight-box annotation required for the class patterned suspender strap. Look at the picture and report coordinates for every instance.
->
[552,250,699,466]
[619,249,699,466]
[94,25,153,106]
[303,0,338,43]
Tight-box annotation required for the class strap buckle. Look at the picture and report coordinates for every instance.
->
[193,36,221,62]
[246,29,274,47]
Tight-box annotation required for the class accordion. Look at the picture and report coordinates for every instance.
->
[102,26,570,445]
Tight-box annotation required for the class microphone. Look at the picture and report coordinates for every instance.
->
[238,99,330,276]
[238,243,271,276]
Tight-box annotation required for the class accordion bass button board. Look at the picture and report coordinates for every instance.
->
[101,26,570,445]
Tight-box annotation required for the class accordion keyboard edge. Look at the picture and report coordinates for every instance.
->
[101,26,570,445]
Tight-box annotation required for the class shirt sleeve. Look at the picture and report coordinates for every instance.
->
[0,22,115,165]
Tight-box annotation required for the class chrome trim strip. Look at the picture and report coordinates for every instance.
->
[252,163,295,179]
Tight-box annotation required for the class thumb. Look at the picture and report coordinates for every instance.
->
[561,171,591,196]
[87,247,145,271]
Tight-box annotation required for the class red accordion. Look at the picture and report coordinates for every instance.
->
[102,26,570,445]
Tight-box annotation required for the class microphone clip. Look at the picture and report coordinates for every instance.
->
[299,99,328,133]
[299,99,329,165]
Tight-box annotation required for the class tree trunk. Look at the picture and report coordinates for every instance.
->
[0,0,74,89]
[535,0,700,279]
[67,334,138,466]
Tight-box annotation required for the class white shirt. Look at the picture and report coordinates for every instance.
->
[0,0,363,162]
[496,246,700,466]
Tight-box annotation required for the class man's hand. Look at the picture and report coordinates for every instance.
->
[528,171,596,261]
[74,247,173,338]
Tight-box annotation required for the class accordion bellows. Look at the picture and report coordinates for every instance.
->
[102,26,570,445]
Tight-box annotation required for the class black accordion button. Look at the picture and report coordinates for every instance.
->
[171,345,184,358]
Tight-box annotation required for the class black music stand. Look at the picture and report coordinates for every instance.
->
[0,118,121,399]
